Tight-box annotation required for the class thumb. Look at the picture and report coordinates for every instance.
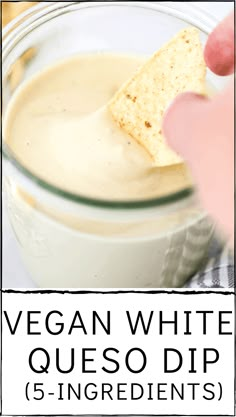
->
[162,85,234,244]
[162,92,210,164]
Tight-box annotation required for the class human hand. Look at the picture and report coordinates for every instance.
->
[163,12,234,245]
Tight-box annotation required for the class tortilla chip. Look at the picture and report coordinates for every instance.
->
[109,27,206,166]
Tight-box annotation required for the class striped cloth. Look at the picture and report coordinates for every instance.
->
[186,238,234,288]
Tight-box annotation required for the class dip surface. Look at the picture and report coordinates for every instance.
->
[4,54,191,200]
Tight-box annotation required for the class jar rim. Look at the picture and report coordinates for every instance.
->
[2,1,218,210]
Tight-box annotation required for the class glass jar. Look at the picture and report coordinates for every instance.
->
[2,2,227,288]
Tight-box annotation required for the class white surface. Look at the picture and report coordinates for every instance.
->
[193,1,233,19]
[3,1,234,289]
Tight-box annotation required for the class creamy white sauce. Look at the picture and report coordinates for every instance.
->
[4,54,191,200]
[3,53,214,289]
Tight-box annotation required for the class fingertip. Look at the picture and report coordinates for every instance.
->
[204,12,234,76]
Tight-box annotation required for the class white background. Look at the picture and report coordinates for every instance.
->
[2,1,234,289]
[2,291,235,415]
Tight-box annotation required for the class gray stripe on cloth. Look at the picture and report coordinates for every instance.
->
[185,240,234,289]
